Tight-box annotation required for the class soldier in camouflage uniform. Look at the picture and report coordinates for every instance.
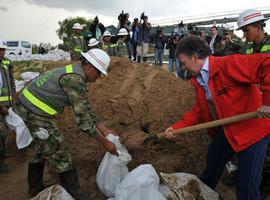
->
[116,28,128,57]
[101,30,117,56]
[0,39,16,173]
[13,49,117,199]
[215,24,242,56]
[70,23,87,61]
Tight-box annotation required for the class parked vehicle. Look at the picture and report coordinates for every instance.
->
[5,40,32,57]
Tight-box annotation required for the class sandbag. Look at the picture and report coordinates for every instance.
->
[160,172,219,200]
[5,107,32,149]
[115,164,166,200]
[31,185,74,200]
[96,133,132,197]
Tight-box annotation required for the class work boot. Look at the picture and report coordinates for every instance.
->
[142,57,147,62]
[137,56,141,63]
[28,162,46,197]
[0,159,9,173]
[59,168,90,200]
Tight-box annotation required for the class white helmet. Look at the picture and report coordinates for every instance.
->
[237,9,268,30]
[117,28,128,36]
[0,40,7,49]
[72,23,83,30]
[224,24,234,31]
[88,38,99,47]
[81,49,110,75]
[103,30,111,37]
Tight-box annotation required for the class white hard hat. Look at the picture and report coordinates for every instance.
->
[103,30,111,37]
[81,49,110,75]
[88,38,99,47]
[224,24,234,31]
[237,9,268,30]
[0,40,7,49]
[72,23,83,30]
[117,28,128,36]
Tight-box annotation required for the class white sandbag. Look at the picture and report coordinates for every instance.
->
[15,79,25,92]
[5,107,32,149]
[159,184,178,200]
[115,164,166,200]
[160,172,219,200]
[31,185,74,200]
[96,133,132,197]
[20,71,40,81]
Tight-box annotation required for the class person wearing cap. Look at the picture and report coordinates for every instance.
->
[101,30,117,56]
[238,9,270,54]
[88,38,100,50]
[70,23,87,60]
[162,36,270,200]
[215,24,243,56]
[0,40,15,173]
[116,28,128,57]
[13,49,118,199]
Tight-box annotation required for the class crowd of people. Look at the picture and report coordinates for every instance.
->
[0,7,270,200]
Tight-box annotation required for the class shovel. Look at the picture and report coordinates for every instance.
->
[142,111,258,145]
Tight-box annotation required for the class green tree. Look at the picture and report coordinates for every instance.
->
[56,17,91,51]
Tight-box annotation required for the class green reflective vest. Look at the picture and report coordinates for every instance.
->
[0,59,13,106]
[19,64,86,117]
[72,35,86,53]
[243,35,270,54]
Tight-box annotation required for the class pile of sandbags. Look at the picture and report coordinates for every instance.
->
[6,49,70,61]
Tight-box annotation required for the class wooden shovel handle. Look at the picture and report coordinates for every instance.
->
[157,111,258,138]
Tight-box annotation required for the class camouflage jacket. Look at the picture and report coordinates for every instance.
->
[59,73,101,138]
[215,34,243,56]
[116,39,127,57]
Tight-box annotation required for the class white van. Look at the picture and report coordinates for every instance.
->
[5,40,32,57]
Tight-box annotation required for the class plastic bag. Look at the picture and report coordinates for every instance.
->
[160,172,219,200]
[159,184,178,200]
[96,133,132,197]
[5,107,32,149]
[31,185,74,200]
[115,164,166,200]
[20,72,40,82]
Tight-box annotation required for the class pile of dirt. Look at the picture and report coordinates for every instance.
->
[60,57,212,199]
[0,57,235,200]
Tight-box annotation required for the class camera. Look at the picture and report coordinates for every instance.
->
[140,12,146,20]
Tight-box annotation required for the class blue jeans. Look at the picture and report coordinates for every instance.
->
[168,58,181,75]
[200,127,270,200]
[155,48,164,66]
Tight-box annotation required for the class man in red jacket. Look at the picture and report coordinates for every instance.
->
[163,36,270,200]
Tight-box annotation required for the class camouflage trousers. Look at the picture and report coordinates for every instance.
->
[13,102,73,173]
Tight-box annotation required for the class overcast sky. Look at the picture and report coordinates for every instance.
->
[1,0,270,45]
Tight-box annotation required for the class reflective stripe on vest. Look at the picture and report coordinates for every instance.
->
[261,44,270,52]
[74,47,82,52]
[2,60,10,65]
[246,48,253,54]
[0,96,12,102]
[22,65,74,116]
